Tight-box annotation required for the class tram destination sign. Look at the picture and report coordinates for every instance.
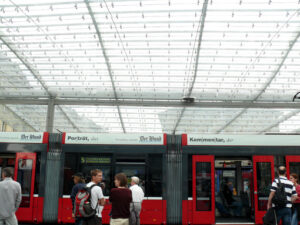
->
[186,134,300,146]
[64,133,165,145]
[0,132,44,143]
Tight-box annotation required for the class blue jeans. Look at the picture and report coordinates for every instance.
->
[292,207,298,225]
[276,207,292,225]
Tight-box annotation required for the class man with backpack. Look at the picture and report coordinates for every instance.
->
[267,166,297,225]
[74,169,106,225]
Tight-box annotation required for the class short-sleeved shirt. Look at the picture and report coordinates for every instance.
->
[86,182,104,217]
[270,176,297,208]
[130,185,144,203]
[109,188,132,219]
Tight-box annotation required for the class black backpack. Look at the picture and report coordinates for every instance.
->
[272,178,288,208]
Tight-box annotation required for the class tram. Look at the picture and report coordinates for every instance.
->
[0,132,49,223]
[1,132,300,225]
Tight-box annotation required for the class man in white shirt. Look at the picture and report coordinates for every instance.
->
[84,169,106,225]
[129,176,144,225]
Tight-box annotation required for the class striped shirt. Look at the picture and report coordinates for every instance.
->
[270,176,297,208]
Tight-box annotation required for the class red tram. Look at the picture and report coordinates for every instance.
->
[1,132,300,225]
[0,132,48,223]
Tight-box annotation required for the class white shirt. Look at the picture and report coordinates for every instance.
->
[130,184,144,203]
[86,182,104,217]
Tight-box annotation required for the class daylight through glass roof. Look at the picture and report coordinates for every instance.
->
[0,0,300,134]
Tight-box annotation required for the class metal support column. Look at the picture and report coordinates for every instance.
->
[46,98,55,133]
[43,133,63,223]
[166,134,182,224]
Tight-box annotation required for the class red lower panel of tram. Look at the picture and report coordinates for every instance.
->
[58,198,166,224]
[16,197,44,223]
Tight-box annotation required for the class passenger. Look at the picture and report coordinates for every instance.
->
[84,169,106,225]
[71,172,85,225]
[290,173,300,225]
[0,167,22,225]
[222,180,243,216]
[129,176,144,225]
[267,166,297,225]
[109,173,132,225]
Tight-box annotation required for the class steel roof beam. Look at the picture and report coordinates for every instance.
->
[2,98,300,109]
[84,0,125,133]
[0,36,82,132]
[216,31,300,133]
[173,0,209,134]
[1,105,37,131]
[258,110,300,134]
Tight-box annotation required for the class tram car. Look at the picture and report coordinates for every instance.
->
[1,132,300,225]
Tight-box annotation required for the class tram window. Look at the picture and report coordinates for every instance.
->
[34,154,41,194]
[17,159,33,208]
[63,153,77,195]
[196,162,212,211]
[116,164,145,191]
[0,155,15,181]
[148,154,162,197]
[63,153,112,196]
[256,162,272,211]
[188,155,192,197]
[289,162,300,177]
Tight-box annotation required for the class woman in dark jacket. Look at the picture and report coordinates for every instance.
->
[109,173,132,225]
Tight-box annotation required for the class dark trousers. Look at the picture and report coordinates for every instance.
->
[83,216,102,225]
[276,207,292,225]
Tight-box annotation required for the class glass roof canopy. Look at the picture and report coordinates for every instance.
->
[0,0,300,134]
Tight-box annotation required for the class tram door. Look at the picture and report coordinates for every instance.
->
[286,156,300,179]
[253,156,274,224]
[14,153,37,221]
[192,155,215,224]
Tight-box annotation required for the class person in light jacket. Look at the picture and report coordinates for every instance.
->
[0,167,22,225]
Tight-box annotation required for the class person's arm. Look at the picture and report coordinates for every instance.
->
[98,198,106,206]
[267,191,275,209]
[15,183,22,210]
[97,186,106,206]
[291,186,297,203]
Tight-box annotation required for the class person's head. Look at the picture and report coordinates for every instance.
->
[278,166,287,176]
[131,176,139,186]
[2,167,14,179]
[90,169,102,184]
[290,173,299,185]
[114,173,127,188]
[73,172,85,184]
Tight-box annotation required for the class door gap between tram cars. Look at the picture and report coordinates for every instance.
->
[214,158,254,224]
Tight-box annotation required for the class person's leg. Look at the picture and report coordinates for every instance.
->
[130,203,136,225]
[4,214,18,225]
[0,219,5,225]
[282,208,292,225]
[291,208,298,225]
[231,201,243,216]
[135,203,142,225]
[276,208,284,225]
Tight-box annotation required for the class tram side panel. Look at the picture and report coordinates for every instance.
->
[58,151,165,224]
[57,133,167,224]
[0,132,48,223]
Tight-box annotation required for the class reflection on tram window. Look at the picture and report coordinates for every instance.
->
[196,162,211,211]
[256,162,272,211]
[17,159,33,208]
